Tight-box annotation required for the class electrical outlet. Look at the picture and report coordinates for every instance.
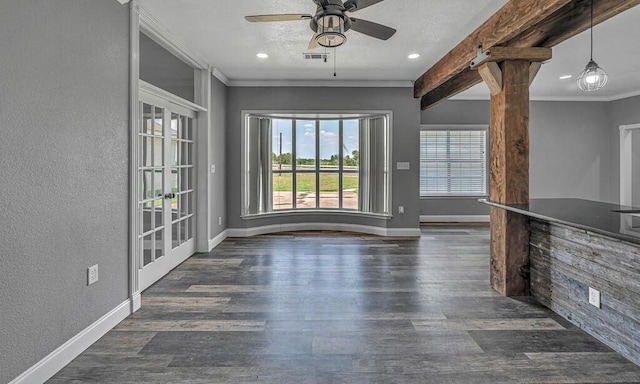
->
[398,206,405,214]
[218,216,222,225]
[88,264,99,286]
[211,164,216,174]
[589,287,600,308]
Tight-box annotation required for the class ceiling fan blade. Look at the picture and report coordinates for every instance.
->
[349,18,396,40]
[245,14,312,22]
[344,0,385,12]
[307,34,319,51]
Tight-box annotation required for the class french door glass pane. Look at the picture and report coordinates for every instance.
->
[141,170,152,200]
[296,120,316,169]
[342,172,359,209]
[273,173,293,210]
[142,234,153,266]
[142,202,153,234]
[155,229,164,260]
[296,173,316,208]
[142,137,152,167]
[319,120,339,171]
[142,103,152,134]
[319,173,339,208]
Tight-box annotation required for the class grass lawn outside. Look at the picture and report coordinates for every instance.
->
[273,173,358,193]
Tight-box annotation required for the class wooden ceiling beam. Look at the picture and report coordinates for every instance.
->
[420,70,482,110]
[507,0,640,48]
[416,0,640,110]
[414,0,572,99]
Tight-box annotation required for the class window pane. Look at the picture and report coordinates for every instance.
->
[273,173,293,210]
[319,120,339,171]
[296,173,316,208]
[343,120,359,171]
[296,120,316,170]
[142,103,152,134]
[319,173,339,208]
[342,172,359,209]
[272,119,293,171]
[420,129,487,196]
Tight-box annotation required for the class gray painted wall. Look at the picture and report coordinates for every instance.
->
[210,76,228,238]
[420,100,490,216]
[140,32,195,102]
[0,1,130,383]
[226,87,421,230]
[419,99,616,217]
[608,95,640,204]
[530,101,613,202]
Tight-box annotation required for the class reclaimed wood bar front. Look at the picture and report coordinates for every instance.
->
[482,198,640,366]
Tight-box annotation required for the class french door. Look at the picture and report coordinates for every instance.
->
[138,95,196,291]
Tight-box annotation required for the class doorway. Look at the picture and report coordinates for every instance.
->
[138,94,197,291]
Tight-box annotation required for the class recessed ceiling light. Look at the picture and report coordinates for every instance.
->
[408,53,420,59]
[256,53,269,59]
[559,75,573,80]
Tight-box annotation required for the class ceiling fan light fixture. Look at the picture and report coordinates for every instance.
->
[316,15,346,48]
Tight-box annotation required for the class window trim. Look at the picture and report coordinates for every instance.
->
[419,124,489,198]
[241,110,393,219]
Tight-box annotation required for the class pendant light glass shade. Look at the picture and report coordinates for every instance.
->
[577,0,607,91]
[577,59,608,91]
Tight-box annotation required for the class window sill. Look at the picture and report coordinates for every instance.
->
[420,195,488,200]
[241,210,393,221]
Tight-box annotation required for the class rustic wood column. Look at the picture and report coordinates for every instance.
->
[479,58,542,296]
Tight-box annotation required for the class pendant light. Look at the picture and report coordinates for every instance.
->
[577,0,607,91]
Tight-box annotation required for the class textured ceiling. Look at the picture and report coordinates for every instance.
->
[138,0,640,100]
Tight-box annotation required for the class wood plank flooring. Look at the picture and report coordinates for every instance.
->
[48,225,640,383]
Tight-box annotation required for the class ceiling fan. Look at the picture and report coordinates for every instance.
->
[245,0,396,51]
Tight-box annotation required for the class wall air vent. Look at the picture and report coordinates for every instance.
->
[303,53,330,60]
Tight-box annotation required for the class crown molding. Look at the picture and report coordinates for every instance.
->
[211,68,230,86]
[227,80,414,88]
[451,90,640,103]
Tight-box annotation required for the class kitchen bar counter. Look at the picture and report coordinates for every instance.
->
[480,197,640,366]
[480,198,640,245]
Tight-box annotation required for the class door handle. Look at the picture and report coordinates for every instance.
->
[164,193,176,199]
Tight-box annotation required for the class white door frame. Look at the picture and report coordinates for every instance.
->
[129,1,211,311]
[619,123,640,234]
[620,123,640,206]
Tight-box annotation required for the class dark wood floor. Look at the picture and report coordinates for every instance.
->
[49,225,640,383]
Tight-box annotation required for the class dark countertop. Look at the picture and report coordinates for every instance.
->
[480,198,640,245]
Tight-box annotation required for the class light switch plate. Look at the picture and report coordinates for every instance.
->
[88,264,99,286]
[589,287,601,308]
[397,162,410,170]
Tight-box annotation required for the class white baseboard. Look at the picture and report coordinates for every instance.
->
[420,215,490,223]
[228,223,420,237]
[10,298,134,384]
[208,229,228,251]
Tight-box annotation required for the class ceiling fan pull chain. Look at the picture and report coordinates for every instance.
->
[334,47,337,77]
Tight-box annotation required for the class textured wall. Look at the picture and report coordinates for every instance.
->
[226,87,421,230]
[530,101,612,202]
[140,32,195,102]
[210,76,227,237]
[0,1,130,382]
[607,95,640,204]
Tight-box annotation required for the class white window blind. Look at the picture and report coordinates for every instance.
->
[420,129,487,196]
